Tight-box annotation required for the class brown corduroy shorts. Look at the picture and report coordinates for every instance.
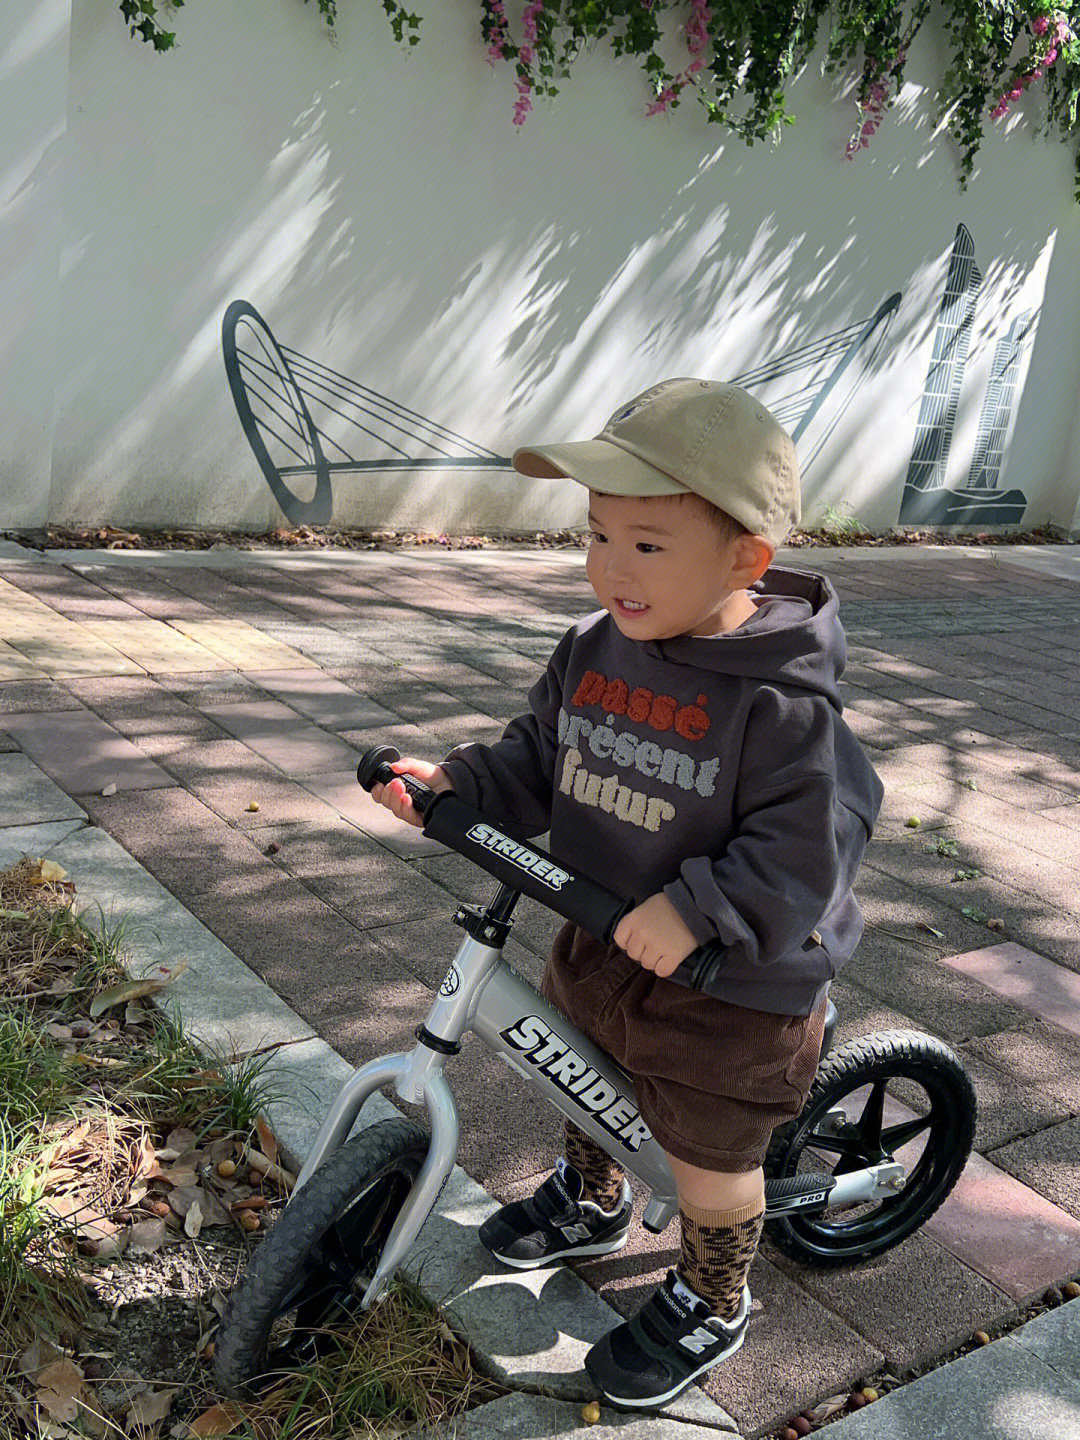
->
[541,922,828,1173]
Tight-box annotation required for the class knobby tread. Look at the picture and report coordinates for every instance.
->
[214,1117,429,1396]
[764,1029,976,1263]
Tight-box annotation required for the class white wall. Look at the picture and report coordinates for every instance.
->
[5,0,1080,534]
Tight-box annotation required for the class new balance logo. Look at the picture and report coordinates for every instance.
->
[559,1222,595,1244]
[680,1325,719,1355]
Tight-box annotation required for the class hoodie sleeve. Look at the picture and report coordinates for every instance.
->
[436,629,572,837]
[663,687,883,1013]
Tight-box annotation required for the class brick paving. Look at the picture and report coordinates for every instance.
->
[2,539,1080,1437]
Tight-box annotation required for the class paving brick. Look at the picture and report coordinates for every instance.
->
[844,891,1031,1043]
[0,641,47,680]
[0,729,16,753]
[989,1117,1080,1225]
[1,710,176,795]
[919,1150,1080,1301]
[248,669,399,731]
[0,752,87,826]
[301,771,445,857]
[414,849,557,960]
[254,820,452,930]
[157,671,269,707]
[0,679,88,713]
[205,699,359,777]
[962,1017,1080,1114]
[82,619,237,673]
[0,565,145,619]
[158,739,339,829]
[942,942,1080,1037]
[768,1229,1016,1373]
[170,618,319,672]
[70,563,221,621]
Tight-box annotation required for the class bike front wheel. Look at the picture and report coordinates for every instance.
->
[214,1117,430,1395]
[764,1030,976,1266]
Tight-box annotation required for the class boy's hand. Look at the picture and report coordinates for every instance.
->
[614,893,699,978]
[370,757,453,828]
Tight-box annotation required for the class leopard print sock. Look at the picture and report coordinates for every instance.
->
[563,1121,626,1212]
[678,1197,765,1321]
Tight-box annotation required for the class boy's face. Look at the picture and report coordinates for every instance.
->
[585,491,762,641]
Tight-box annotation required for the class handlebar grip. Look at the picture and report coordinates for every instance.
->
[356,745,438,820]
[421,794,632,944]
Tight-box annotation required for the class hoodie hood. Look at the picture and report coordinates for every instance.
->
[646,566,846,709]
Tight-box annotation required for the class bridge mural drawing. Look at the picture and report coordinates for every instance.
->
[223,226,1030,531]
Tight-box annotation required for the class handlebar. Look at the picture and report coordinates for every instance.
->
[356,746,634,945]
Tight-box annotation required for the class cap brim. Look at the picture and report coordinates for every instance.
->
[512,438,687,497]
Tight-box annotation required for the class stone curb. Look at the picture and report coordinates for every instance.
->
[0,758,740,1436]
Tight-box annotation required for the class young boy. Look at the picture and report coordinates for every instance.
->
[371,379,883,1408]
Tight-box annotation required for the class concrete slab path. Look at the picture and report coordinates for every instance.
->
[2,537,1079,1439]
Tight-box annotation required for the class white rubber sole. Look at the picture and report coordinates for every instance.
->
[484,1228,630,1271]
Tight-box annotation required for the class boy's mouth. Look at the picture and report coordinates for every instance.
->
[614,599,648,615]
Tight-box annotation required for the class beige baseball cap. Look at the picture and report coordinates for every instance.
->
[513,378,800,547]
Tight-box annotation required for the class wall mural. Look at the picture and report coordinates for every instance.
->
[898,224,1030,527]
[222,227,1030,530]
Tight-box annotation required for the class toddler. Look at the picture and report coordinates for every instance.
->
[372,379,883,1407]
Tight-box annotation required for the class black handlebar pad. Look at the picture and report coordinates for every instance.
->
[422,793,633,945]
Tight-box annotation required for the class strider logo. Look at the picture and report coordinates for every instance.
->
[465,824,571,891]
[500,1015,653,1152]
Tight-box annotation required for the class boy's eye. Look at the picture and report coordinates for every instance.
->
[636,542,661,554]
[589,531,607,544]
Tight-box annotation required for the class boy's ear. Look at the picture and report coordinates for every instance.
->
[732,533,775,585]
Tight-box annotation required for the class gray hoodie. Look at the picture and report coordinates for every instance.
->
[440,566,883,1016]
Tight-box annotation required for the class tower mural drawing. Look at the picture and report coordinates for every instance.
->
[898,224,1029,527]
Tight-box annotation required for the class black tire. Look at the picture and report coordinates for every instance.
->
[214,1117,430,1395]
[764,1030,976,1266]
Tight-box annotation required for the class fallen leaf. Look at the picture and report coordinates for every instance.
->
[0,907,30,920]
[254,1116,278,1164]
[165,1127,197,1155]
[89,961,187,1018]
[18,1336,63,1376]
[28,858,69,886]
[45,1022,74,1041]
[169,1185,231,1227]
[35,1359,87,1423]
[126,1388,177,1434]
[126,1216,167,1254]
[184,1200,204,1239]
[184,1401,245,1437]
[917,922,946,939]
[808,1394,850,1423]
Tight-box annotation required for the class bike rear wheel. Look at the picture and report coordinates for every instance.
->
[214,1117,430,1394]
[764,1031,976,1266]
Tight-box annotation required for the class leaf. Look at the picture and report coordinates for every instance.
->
[184,1402,246,1437]
[0,907,30,920]
[164,1127,197,1155]
[35,1360,87,1423]
[184,1200,204,1239]
[962,905,987,922]
[917,922,946,938]
[18,1336,63,1376]
[126,1217,167,1254]
[89,960,187,1018]
[808,1394,850,1423]
[27,858,69,886]
[961,778,978,790]
[952,867,980,881]
[254,1116,278,1164]
[126,1388,177,1435]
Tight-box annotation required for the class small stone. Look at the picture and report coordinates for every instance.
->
[973,1331,991,1346]
[905,816,921,829]
[580,1401,601,1425]
[861,1386,879,1401]
[101,783,117,797]
[780,1429,799,1440]
[1044,1287,1063,1306]
[987,918,1005,931]
[848,1392,867,1408]
[238,1210,260,1232]
[216,1159,237,1178]
[266,841,280,855]
[793,1418,812,1436]
[246,800,260,812]
[1063,1281,1080,1299]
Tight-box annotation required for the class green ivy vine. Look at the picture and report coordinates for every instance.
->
[119,1,1080,198]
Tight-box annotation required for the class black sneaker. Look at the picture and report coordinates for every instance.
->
[585,1269,750,1408]
[478,1158,632,1270]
